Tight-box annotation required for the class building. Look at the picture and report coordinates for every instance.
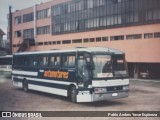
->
[0,28,7,56]
[8,0,160,79]
[0,28,5,47]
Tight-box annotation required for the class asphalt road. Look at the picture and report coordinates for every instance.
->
[0,78,160,120]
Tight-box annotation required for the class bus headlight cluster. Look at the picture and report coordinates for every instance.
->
[123,86,129,90]
[94,88,107,93]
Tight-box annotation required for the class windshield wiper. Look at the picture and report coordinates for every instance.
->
[115,71,124,80]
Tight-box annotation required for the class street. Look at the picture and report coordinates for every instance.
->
[0,78,160,120]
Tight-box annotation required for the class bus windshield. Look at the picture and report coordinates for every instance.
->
[112,55,128,78]
[93,55,113,78]
[93,54,127,79]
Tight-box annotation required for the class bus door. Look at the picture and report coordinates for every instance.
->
[77,53,91,87]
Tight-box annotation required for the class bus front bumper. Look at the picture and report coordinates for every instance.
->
[77,91,129,102]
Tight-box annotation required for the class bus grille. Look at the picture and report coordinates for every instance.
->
[107,86,123,92]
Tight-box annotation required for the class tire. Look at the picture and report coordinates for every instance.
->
[70,86,77,103]
[23,80,28,92]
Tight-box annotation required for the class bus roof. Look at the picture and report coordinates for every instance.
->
[13,47,124,55]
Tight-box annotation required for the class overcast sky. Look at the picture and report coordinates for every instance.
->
[0,0,51,38]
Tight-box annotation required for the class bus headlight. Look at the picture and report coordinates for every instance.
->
[94,88,107,93]
[123,86,129,90]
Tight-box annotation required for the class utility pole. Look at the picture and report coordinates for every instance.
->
[8,5,12,55]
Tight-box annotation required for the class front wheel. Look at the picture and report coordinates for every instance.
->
[70,86,77,103]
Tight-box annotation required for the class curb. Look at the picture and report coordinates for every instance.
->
[130,79,160,83]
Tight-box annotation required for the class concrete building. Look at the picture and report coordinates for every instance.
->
[0,29,5,46]
[0,28,7,56]
[8,0,160,79]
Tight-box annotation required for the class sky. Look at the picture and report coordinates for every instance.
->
[0,0,51,38]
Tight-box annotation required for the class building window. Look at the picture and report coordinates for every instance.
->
[126,34,142,40]
[96,37,101,42]
[23,13,33,23]
[90,38,95,42]
[144,33,153,39]
[37,8,51,20]
[52,0,160,35]
[75,1,83,11]
[15,31,21,37]
[13,45,17,47]
[110,35,124,41]
[154,32,160,38]
[146,9,160,21]
[37,26,50,35]
[48,41,52,45]
[87,0,94,9]
[102,37,108,41]
[57,41,61,44]
[72,39,82,43]
[84,38,89,43]
[15,16,21,24]
[38,42,43,46]
[53,5,61,16]
[113,0,122,4]
[62,40,71,44]
[70,3,76,12]
[64,23,71,32]
[23,28,34,39]
[44,42,48,45]
[44,41,52,45]
[52,41,56,45]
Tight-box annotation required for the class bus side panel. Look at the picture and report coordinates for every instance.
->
[12,66,78,97]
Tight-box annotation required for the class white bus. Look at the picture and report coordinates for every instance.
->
[0,55,12,78]
[12,47,129,102]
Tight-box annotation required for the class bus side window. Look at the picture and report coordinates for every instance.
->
[39,56,49,66]
[63,56,68,66]
[50,56,55,66]
[30,56,38,67]
[15,55,29,66]
[50,55,61,66]
[44,57,49,66]
[62,55,75,67]
[55,56,60,66]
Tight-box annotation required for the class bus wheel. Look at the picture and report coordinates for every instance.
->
[23,80,28,92]
[70,86,77,103]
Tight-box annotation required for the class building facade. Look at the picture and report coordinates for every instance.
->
[0,29,5,47]
[9,0,160,79]
[0,28,7,56]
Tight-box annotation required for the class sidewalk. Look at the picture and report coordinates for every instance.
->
[130,78,160,83]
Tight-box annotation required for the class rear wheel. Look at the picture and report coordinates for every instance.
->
[70,86,77,103]
[23,80,28,92]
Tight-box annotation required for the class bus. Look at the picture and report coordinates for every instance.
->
[12,47,129,102]
[0,55,12,78]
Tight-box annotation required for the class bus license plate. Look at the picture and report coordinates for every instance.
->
[112,93,118,97]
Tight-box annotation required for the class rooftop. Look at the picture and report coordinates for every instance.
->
[0,29,5,36]
[14,47,124,55]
